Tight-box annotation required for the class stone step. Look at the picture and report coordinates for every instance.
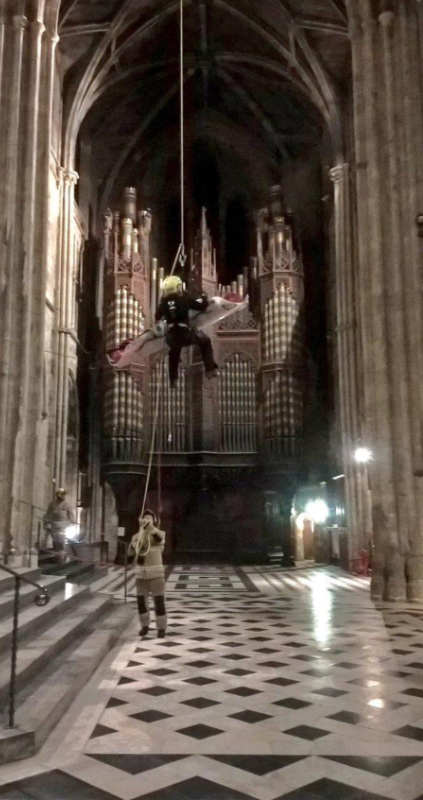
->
[0,789,30,799]
[0,599,132,764]
[0,568,42,594]
[0,592,111,707]
[89,565,133,595]
[74,564,109,587]
[0,583,89,654]
[38,558,97,581]
[0,574,66,621]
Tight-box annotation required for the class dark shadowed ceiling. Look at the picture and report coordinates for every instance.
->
[59,0,350,220]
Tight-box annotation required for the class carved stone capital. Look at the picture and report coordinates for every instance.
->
[12,14,28,31]
[62,168,79,187]
[378,10,395,27]
[30,19,46,37]
[329,163,349,184]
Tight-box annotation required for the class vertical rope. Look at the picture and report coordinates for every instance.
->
[157,444,162,525]
[140,356,163,520]
[140,0,184,523]
[179,0,185,267]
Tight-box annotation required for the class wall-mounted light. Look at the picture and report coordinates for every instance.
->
[354,447,373,464]
[65,524,80,541]
[305,499,329,524]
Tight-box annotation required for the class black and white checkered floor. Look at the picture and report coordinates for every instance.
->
[2,566,423,799]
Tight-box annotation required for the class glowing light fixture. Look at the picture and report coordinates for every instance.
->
[354,446,373,464]
[65,524,80,541]
[305,499,329,524]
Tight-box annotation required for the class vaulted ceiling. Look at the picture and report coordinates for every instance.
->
[58,0,351,213]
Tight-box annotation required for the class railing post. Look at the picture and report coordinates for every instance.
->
[9,576,20,728]
[124,542,128,603]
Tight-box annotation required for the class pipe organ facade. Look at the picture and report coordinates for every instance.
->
[103,189,149,463]
[102,185,306,561]
[255,187,305,461]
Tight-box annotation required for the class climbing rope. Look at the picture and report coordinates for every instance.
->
[178,0,186,271]
[140,354,164,522]
[169,0,186,277]
[138,0,186,520]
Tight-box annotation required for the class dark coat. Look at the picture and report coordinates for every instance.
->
[155,291,208,325]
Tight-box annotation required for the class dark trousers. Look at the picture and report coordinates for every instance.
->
[166,326,217,385]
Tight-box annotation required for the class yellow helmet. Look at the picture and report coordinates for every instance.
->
[161,275,183,296]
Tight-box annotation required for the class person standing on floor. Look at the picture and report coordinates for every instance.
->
[43,488,75,564]
[129,509,167,638]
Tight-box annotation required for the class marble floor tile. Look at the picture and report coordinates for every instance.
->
[3,566,423,799]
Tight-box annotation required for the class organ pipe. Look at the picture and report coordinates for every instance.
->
[104,188,151,461]
[219,354,256,453]
[121,218,132,261]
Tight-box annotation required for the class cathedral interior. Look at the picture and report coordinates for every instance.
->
[1,1,423,798]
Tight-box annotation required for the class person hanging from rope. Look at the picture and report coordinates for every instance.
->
[129,509,167,638]
[156,275,218,388]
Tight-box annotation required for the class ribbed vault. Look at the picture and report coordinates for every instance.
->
[58,0,350,206]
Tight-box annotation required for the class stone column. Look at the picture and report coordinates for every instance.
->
[0,4,61,562]
[346,0,423,600]
[54,168,79,487]
[329,164,362,566]
[31,25,60,510]
[0,13,28,560]
[396,2,423,557]
[9,16,46,545]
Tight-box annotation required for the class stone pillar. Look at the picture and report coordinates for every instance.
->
[0,13,28,560]
[329,164,362,567]
[31,24,60,511]
[54,168,79,487]
[0,5,60,562]
[9,16,46,545]
[346,0,423,600]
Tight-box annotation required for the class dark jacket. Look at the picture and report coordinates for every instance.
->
[155,292,208,325]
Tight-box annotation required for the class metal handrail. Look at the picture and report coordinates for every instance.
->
[0,563,47,593]
[0,562,50,728]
